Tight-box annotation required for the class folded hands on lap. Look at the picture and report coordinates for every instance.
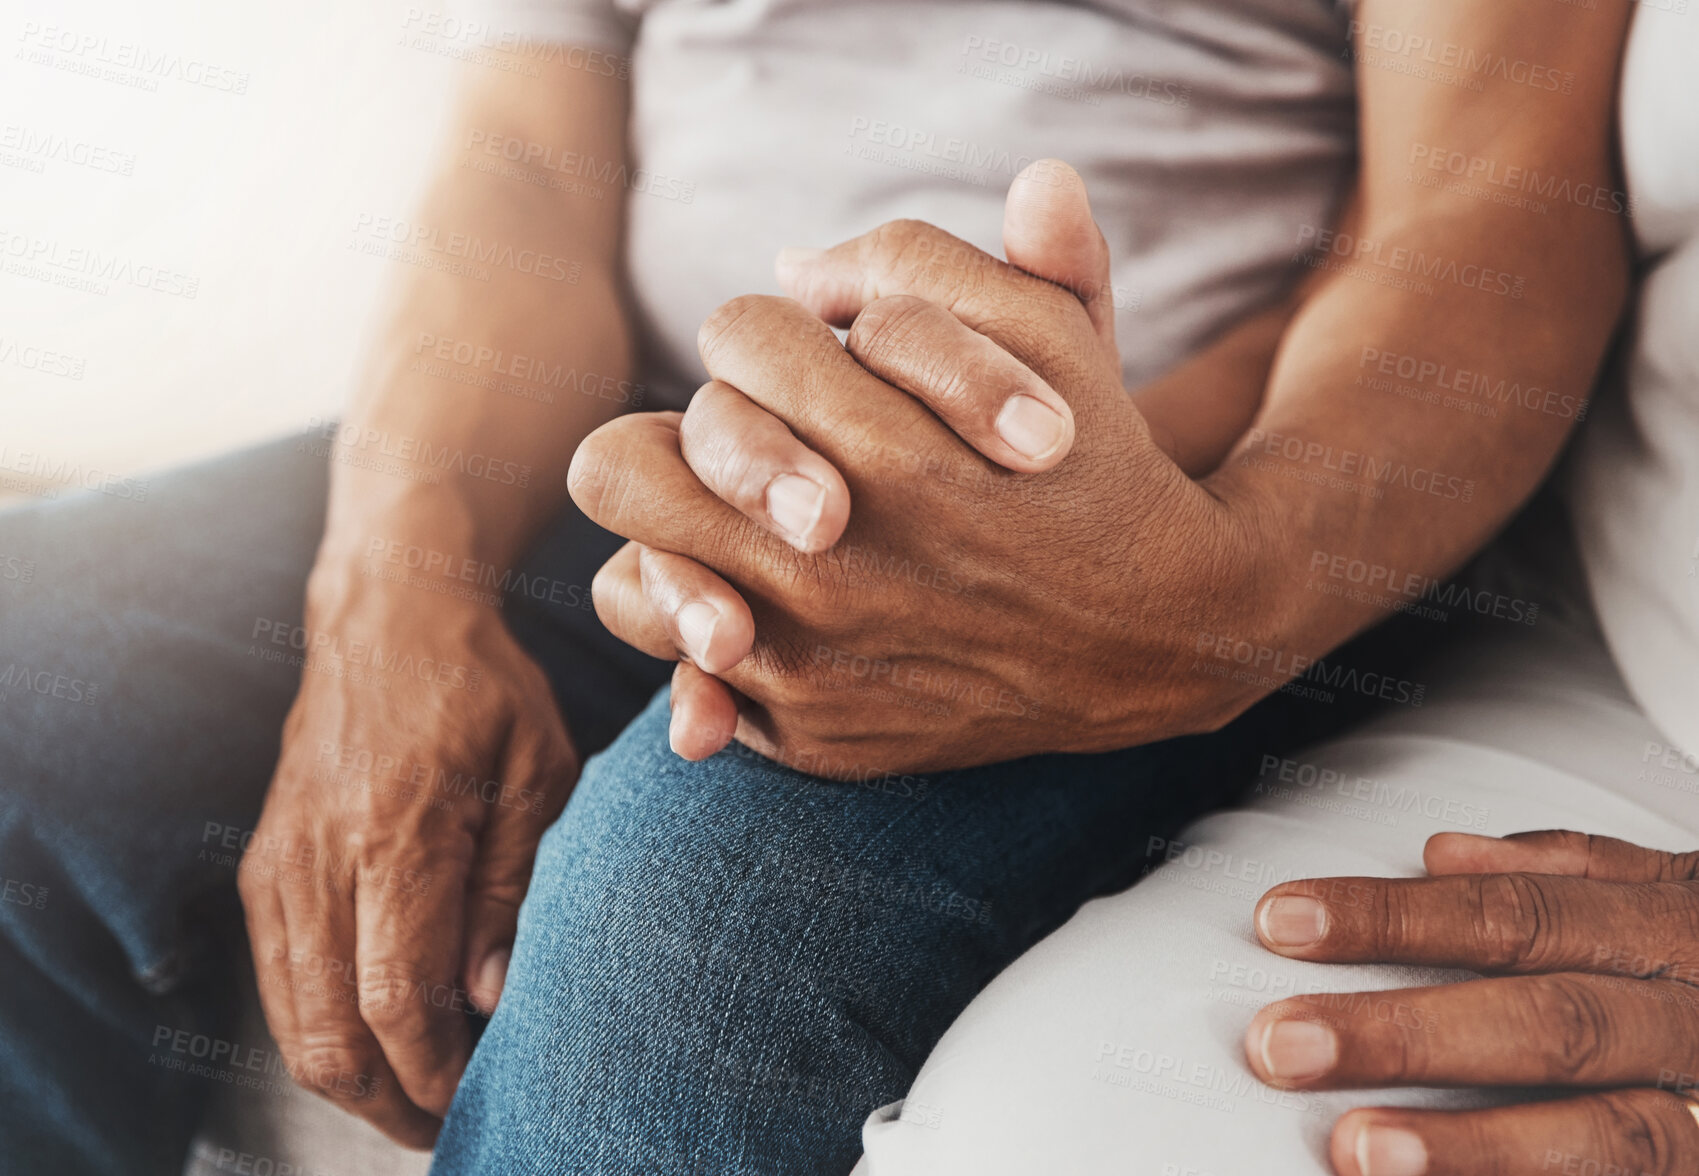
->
[569,160,1282,775]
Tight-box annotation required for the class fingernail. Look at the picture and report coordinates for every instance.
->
[1355,1125,1427,1176]
[676,601,720,662]
[475,948,510,1013]
[766,474,826,549]
[667,705,688,756]
[1259,896,1328,948]
[775,246,825,273]
[1258,1019,1337,1082]
[995,395,1068,462]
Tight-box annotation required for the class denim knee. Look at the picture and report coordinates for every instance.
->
[433,690,1008,1175]
[431,676,1297,1175]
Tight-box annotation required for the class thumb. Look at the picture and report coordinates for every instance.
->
[1003,158,1117,346]
[462,713,577,1015]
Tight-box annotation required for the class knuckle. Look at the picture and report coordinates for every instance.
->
[786,585,842,634]
[1527,976,1614,1080]
[918,353,980,415]
[754,560,840,634]
[697,293,773,368]
[539,731,579,785]
[590,554,629,614]
[469,877,528,916]
[1474,873,1557,970]
[847,298,981,414]
[845,294,926,364]
[429,733,492,792]
[753,633,833,698]
[238,824,299,892]
[1188,696,1245,737]
[1373,881,1422,960]
[1590,1091,1686,1174]
[1576,832,1612,870]
[871,218,934,254]
[1629,880,1699,959]
[236,853,266,900]
[356,966,430,1033]
[684,422,764,510]
[870,220,961,281]
[1668,851,1699,882]
[1389,1011,1428,1079]
[590,582,627,641]
[286,1039,377,1101]
[566,423,621,512]
[594,573,652,651]
[567,416,660,526]
[638,551,693,615]
[510,649,557,699]
[674,388,717,456]
[977,303,1074,367]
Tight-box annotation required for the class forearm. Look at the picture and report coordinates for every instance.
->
[1200,0,1632,658]
[1209,201,1625,648]
[1131,299,1296,477]
[309,54,633,619]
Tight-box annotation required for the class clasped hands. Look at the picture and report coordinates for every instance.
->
[568,159,1279,775]
[573,160,1699,1173]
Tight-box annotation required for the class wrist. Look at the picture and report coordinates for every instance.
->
[306,484,504,631]
[1207,453,1373,649]
[1148,471,1339,736]
[1067,478,1291,751]
[303,556,496,640]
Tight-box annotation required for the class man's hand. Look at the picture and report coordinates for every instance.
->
[239,42,630,1144]
[238,593,575,1146]
[1246,831,1699,1176]
[568,168,1290,775]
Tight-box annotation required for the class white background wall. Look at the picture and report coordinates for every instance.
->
[1,0,467,500]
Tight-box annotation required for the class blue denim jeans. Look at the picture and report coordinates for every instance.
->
[0,436,1414,1175]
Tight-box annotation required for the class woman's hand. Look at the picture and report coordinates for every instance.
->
[1247,830,1699,1176]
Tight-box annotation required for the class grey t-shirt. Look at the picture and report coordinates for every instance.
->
[469,0,1359,410]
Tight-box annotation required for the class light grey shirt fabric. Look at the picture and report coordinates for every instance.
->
[465,0,1359,410]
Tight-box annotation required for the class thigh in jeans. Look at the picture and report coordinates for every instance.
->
[0,437,334,1175]
[0,434,665,1176]
[430,663,1392,1176]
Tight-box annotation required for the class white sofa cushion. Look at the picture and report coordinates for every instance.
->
[857,610,1699,1173]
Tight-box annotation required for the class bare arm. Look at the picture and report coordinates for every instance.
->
[1205,0,1633,655]
[240,50,636,1145]
[313,49,634,588]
